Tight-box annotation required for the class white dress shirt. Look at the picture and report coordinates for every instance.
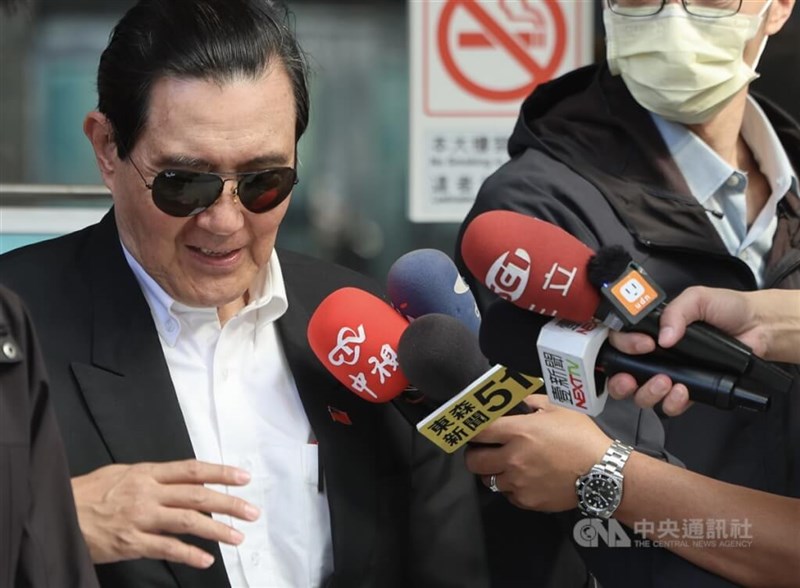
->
[123,245,334,588]
[651,97,798,287]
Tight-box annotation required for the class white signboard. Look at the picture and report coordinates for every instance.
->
[409,0,594,222]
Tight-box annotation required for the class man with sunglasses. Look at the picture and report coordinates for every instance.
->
[0,1,490,587]
[456,0,799,586]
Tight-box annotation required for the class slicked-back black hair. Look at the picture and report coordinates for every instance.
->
[97,0,310,159]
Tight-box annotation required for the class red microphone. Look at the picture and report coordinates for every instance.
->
[461,210,790,401]
[460,210,600,321]
[307,287,410,403]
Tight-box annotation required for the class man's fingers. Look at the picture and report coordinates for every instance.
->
[523,393,550,412]
[607,373,639,399]
[159,484,260,522]
[464,445,506,477]
[661,384,693,416]
[481,474,504,494]
[149,460,251,486]
[469,404,541,446]
[658,287,709,348]
[469,394,551,447]
[137,533,216,569]
[608,331,656,355]
[607,374,691,414]
[154,506,246,546]
[631,374,673,409]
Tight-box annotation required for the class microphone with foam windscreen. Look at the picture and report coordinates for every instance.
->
[398,313,491,405]
[461,210,791,397]
[307,287,437,424]
[387,248,481,333]
[480,285,770,413]
[397,313,540,453]
[460,210,601,319]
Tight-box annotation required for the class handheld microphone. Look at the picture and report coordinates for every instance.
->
[307,287,437,424]
[586,246,791,395]
[460,210,791,397]
[480,299,770,413]
[460,210,601,319]
[387,248,481,333]
[397,313,541,453]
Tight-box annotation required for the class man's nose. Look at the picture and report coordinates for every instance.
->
[195,179,245,234]
[221,177,239,198]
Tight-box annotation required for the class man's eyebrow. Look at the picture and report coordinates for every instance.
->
[153,153,293,171]
[238,153,295,169]
[153,154,211,169]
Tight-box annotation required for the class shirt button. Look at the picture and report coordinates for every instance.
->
[250,552,260,567]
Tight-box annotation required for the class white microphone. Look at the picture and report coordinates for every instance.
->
[535,319,610,417]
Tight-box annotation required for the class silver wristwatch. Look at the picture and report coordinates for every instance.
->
[575,440,633,519]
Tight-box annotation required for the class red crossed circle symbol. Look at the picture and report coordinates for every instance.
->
[437,0,567,102]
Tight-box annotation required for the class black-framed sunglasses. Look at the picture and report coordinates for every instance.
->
[128,158,299,217]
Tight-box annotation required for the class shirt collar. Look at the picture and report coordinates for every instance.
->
[650,97,798,206]
[740,97,797,200]
[650,112,734,205]
[122,243,289,346]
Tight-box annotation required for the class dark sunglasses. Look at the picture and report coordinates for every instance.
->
[129,158,298,217]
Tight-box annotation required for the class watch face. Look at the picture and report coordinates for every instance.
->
[579,473,622,516]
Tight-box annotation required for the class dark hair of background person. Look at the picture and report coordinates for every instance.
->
[97,0,310,160]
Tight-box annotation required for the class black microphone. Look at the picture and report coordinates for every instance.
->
[397,313,539,453]
[586,246,792,397]
[480,299,770,412]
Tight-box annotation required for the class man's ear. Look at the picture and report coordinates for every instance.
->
[83,111,119,189]
[764,0,795,35]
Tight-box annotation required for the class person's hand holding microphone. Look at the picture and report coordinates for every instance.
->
[607,286,800,415]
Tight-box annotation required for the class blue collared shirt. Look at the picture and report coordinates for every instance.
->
[651,97,798,287]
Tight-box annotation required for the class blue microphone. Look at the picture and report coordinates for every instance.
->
[387,249,481,334]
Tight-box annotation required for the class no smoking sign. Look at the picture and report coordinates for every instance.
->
[425,0,586,114]
[409,0,594,221]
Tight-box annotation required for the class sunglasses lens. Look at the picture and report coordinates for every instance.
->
[238,168,297,213]
[151,170,222,217]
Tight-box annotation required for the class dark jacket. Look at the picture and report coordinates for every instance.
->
[0,212,491,588]
[0,285,99,588]
[456,63,800,588]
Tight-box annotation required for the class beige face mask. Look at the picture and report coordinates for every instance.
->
[604,1,771,124]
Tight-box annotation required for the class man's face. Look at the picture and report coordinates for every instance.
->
[106,66,296,309]
[604,0,794,52]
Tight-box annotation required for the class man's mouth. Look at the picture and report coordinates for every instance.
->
[190,246,239,258]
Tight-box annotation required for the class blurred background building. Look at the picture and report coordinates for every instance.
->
[1,0,798,282]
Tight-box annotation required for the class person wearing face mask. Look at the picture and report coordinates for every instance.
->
[455,0,799,586]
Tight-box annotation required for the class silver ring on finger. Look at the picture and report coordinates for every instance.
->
[488,474,500,493]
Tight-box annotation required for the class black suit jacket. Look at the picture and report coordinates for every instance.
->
[0,211,490,588]
[0,286,99,588]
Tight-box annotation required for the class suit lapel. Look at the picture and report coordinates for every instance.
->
[277,255,379,587]
[71,213,229,588]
